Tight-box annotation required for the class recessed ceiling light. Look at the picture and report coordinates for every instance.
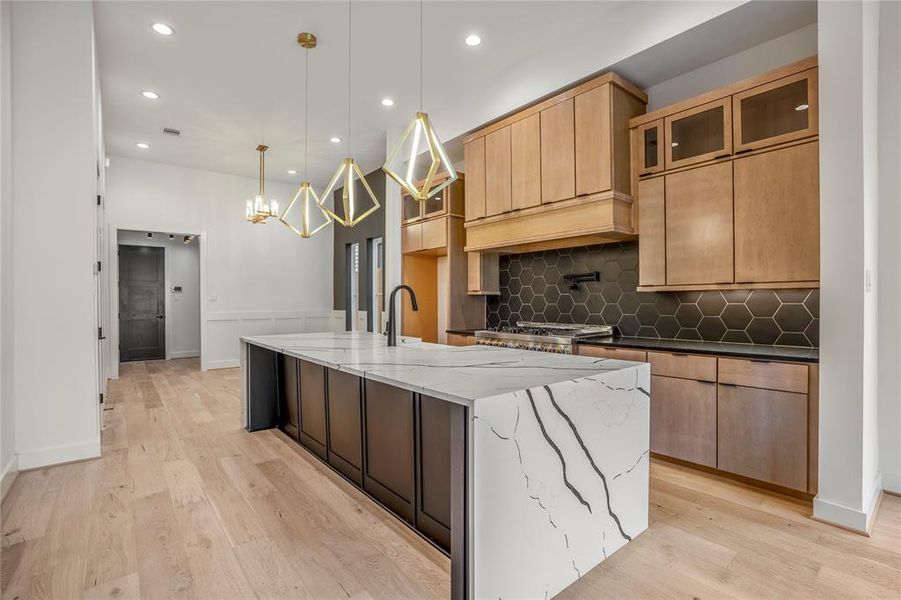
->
[152,23,174,36]
[465,34,482,47]
[287,169,297,175]
[136,142,150,149]
[795,104,809,111]
[330,136,342,144]
[381,98,395,107]
[141,90,160,100]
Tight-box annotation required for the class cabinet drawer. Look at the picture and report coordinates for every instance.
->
[717,384,807,491]
[650,375,717,467]
[575,345,647,362]
[648,351,716,382]
[421,218,447,251]
[402,223,422,253]
[718,358,807,394]
[447,333,475,347]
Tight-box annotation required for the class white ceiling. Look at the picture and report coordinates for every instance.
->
[95,1,816,188]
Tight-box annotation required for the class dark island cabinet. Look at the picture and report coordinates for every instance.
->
[415,394,463,552]
[364,380,416,523]
[327,369,364,485]
[277,355,300,440]
[298,360,328,460]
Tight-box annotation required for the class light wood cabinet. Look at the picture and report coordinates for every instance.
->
[574,344,647,362]
[648,352,716,382]
[421,217,447,252]
[485,127,512,216]
[447,333,476,347]
[402,222,422,254]
[664,98,732,170]
[651,375,717,467]
[631,57,819,292]
[637,177,665,287]
[540,98,576,204]
[718,357,808,394]
[575,84,612,196]
[636,119,664,176]
[733,68,818,153]
[717,383,808,491]
[511,114,541,210]
[463,138,485,221]
[463,72,646,255]
[733,142,819,284]
[664,161,734,285]
[466,252,499,295]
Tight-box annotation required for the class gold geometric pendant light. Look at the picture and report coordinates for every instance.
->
[245,144,279,224]
[382,0,457,200]
[319,0,380,228]
[279,32,332,238]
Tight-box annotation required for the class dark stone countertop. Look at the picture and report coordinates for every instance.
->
[577,336,819,363]
[446,329,479,336]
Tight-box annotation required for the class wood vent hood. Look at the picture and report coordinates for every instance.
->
[462,71,647,255]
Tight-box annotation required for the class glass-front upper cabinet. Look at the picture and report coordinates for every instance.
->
[733,68,818,152]
[402,192,422,224]
[665,98,733,170]
[637,119,664,176]
[423,189,446,218]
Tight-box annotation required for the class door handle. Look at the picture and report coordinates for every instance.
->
[157,315,165,320]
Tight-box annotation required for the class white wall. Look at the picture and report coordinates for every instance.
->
[117,230,201,360]
[104,156,338,373]
[877,0,901,495]
[645,23,818,110]
[10,1,101,470]
[0,0,16,492]
[814,0,882,533]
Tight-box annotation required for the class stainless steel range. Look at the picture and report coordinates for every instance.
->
[475,322,613,354]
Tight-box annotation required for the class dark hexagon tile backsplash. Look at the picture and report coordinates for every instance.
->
[486,242,820,348]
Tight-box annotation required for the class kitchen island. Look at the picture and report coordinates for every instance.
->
[241,332,650,599]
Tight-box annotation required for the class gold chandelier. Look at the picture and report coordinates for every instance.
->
[319,0,380,227]
[245,144,279,224]
[279,32,332,238]
[382,0,457,200]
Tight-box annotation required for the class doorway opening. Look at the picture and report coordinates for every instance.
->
[346,242,361,331]
[116,230,200,363]
[368,237,384,333]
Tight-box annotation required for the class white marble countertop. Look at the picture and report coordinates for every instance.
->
[241,331,646,405]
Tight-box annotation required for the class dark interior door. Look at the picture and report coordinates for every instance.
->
[119,245,165,361]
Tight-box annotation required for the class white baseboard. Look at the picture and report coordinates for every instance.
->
[16,438,101,471]
[206,359,240,370]
[883,471,901,495]
[1,456,18,502]
[813,473,884,534]
[168,350,200,359]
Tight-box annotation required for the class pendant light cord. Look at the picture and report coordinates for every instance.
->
[304,47,309,180]
[419,0,423,112]
[347,0,352,156]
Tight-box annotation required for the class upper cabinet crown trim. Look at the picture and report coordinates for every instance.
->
[463,71,647,144]
[630,55,818,129]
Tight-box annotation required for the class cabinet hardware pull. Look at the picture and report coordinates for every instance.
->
[714,153,730,159]
[720,383,737,387]
[735,148,753,155]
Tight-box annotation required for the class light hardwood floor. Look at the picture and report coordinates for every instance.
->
[2,358,899,599]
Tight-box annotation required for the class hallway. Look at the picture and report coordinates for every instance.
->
[2,360,900,599]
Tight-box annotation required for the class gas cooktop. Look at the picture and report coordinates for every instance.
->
[474,322,614,353]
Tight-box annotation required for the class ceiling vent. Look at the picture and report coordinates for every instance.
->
[162,127,181,136]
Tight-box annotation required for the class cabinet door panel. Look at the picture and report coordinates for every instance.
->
[717,384,808,491]
[463,139,485,221]
[327,369,363,484]
[402,193,422,223]
[733,68,818,152]
[364,380,415,523]
[511,114,541,210]
[637,176,665,287]
[278,354,299,439]
[401,223,422,254]
[650,375,716,467]
[665,98,732,170]
[298,360,328,460]
[416,394,463,552]
[540,99,576,203]
[733,142,819,283]
[637,119,664,176]
[485,127,512,217]
[575,85,612,196]
[665,162,734,285]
